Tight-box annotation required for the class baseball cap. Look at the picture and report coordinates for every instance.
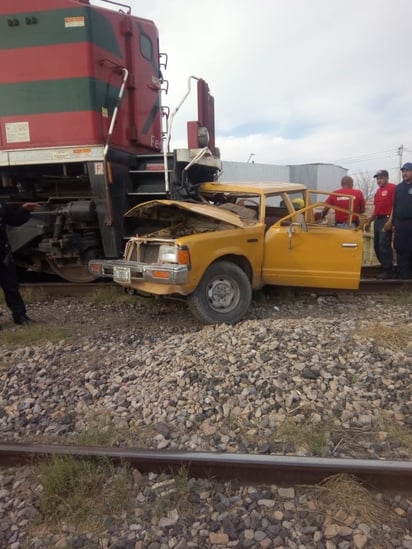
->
[373,169,389,178]
[401,162,412,171]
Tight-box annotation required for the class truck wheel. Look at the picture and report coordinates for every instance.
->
[188,260,252,324]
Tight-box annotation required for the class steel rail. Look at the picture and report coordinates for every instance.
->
[19,278,412,298]
[1,442,411,492]
[20,281,119,297]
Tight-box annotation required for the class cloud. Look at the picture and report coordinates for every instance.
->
[92,0,411,180]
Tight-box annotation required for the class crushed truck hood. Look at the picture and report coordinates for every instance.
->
[125,199,248,228]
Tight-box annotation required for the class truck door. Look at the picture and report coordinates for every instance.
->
[262,218,363,290]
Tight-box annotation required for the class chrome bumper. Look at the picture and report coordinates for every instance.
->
[88,259,189,285]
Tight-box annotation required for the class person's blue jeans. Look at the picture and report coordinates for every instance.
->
[373,217,394,275]
[394,219,412,279]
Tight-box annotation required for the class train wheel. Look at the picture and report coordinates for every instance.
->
[47,259,99,283]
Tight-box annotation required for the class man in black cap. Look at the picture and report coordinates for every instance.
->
[0,200,38,326]
[365,170,396,278]
[387,162,412,279]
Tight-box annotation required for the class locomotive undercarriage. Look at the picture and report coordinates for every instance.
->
[3,161,105,283]
[2,149,221,282]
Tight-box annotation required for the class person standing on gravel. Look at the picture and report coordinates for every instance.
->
[0,199,38,326]
[386,162,412,279]
[365,170,396,279]
[321,176,366,227]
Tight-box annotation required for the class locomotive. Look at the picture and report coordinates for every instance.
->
[0,0,220,282]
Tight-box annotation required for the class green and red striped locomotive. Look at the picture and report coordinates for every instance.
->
[0,0,219,281]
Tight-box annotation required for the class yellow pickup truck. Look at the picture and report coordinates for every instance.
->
[89,181,363,324]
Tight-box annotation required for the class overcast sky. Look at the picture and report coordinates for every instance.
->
[94,0,410,181]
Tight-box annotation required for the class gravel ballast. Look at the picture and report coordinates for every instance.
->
[0,291,411,547]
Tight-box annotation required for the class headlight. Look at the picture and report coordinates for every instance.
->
[158,244,178,263]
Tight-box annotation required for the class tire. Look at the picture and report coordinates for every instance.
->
[188,260,252,324]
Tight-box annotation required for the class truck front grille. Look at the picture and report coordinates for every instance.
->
[139,244,160,263]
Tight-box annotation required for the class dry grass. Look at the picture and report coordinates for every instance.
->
[73,410,128,447]
[85,286,154,305]
[38,455,134,530]
[375,412,412,457]
[36,417,139,534]
[20,287,49,303]
[221,413,331,457]
[389,288,412,305]
[73,411,162,449]
[358,322,409,352]
[0,322,71,347]
[0,287,48,306]
[85,285,132,304]
[272,417,331,456]
[303,474,397,529]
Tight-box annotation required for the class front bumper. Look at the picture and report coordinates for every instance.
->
[88,259,189,285]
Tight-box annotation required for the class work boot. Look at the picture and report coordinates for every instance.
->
[14,314,33,325]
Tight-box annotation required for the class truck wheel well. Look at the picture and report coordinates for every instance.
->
[210,255,252,281]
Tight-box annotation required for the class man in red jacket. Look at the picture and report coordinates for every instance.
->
[321,176,366,227]
[365,169,396,278]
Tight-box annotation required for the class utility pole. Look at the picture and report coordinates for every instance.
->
[398,144,404,182]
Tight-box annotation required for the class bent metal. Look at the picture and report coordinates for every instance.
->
[89,181,364,324]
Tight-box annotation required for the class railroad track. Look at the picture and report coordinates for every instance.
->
[1,442,411,493]
[19,273,412,298]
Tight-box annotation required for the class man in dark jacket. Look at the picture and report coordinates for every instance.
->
[386,162,412,279]
[0,200,38,325]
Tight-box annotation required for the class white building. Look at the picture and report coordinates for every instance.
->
[220,161,347,197]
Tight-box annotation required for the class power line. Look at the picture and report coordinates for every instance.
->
[332,148,399,162]
[349,165,399,177]
[331,148,399,164]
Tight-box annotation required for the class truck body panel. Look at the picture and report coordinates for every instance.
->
[89,181,364,322]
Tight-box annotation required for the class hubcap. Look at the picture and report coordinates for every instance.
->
[207,276,240,312]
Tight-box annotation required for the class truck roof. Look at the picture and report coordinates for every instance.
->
[200,181,307,194]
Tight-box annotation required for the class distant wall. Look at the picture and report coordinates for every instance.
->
[220,161,347,195]
[219,161,289,183]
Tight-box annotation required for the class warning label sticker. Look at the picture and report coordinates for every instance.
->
[65,16,85,28]
[5,122,30,143]
[94,162,104,175]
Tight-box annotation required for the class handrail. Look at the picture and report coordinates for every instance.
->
[103,67,129,158]
[183,147,212,173]
[80,0,132,14]
[163,75,201,193]
[102,67,128,226]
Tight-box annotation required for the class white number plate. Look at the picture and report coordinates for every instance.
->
[113,266,131,282]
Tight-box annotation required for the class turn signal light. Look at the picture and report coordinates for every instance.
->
[89,263,101,275]
[152,271,170,279]
[177,247,191,267]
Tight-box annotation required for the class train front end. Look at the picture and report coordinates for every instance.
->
[0,0,163,281]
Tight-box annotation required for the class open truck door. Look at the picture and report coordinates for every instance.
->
[262,208,363,290]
